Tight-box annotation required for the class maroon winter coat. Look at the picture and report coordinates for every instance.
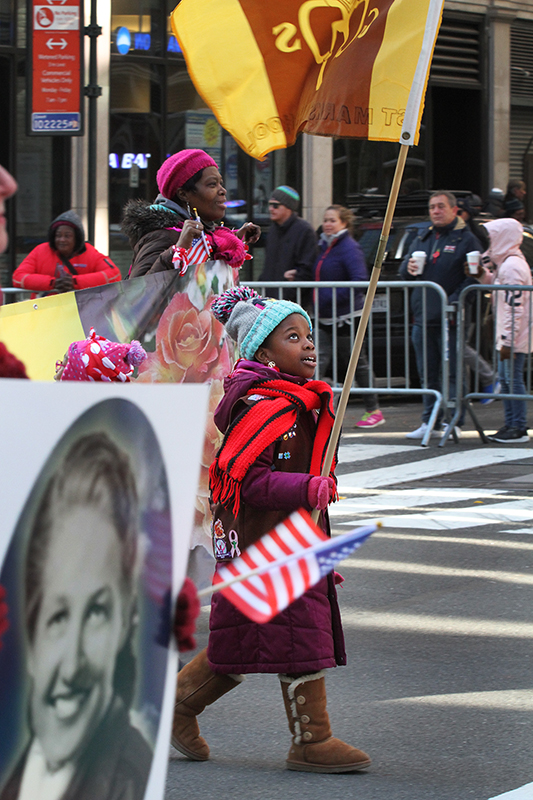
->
[207,360,346,675]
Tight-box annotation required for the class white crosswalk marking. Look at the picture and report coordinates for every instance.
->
[337,447,533,490]
[334,444,533,532]
[487,782,533,799]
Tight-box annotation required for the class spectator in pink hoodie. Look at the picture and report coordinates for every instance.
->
[479,218,533,442]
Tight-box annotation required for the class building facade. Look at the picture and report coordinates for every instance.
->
[1,0,532,282]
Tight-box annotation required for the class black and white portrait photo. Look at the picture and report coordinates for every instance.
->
[0,398,176,800]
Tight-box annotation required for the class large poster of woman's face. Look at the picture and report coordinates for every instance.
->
[0,388,208,800]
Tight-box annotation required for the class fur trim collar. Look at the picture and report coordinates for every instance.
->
[121,199,187,247]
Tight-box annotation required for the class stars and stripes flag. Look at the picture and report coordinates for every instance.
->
[188,234,212,266]
[209,509,377,623]
[171,0,445,159]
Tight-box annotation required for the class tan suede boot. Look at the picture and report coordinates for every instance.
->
[279,672,371,773]
[172,648,243,760]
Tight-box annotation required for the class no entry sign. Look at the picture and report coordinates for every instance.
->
[27,0,84,135]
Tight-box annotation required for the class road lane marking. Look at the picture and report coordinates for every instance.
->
[381,690,533,710]
[338,558,533,586]
[336,498,533,531]
[487,782,533,799]
[338,444,413,464]
[341,610,533,638]
[332,487,504,516]
[337,448,533,490]
[371,532,533,550]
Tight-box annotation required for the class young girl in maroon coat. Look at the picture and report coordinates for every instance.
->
[172,286,371,774]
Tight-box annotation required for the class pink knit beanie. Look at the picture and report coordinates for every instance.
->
[156,149,218,200]
[60,328,147,382]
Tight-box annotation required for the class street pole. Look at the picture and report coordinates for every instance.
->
[84,0,102,245]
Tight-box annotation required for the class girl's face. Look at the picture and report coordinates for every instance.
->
[255,313,316,378]
[322,208,346,236]
[180,166,227,223]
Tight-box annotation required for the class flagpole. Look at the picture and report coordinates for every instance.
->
[196,522,378,598]
[312,143,410,524]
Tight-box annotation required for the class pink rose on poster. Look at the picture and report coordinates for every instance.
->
[137,292,230,383]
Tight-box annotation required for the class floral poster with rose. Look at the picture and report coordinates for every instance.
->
[0,260,237,556]
[74,261,237,553]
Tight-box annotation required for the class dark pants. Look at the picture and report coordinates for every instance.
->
[318,321,379,413]
[498,352,527,430]
[411,324,464,427]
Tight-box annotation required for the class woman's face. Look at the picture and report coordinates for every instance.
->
[322,208,346,236]
[54,225,77,258]
[27,506,130,769]
[181,166,227,223]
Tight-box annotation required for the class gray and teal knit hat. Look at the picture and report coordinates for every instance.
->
[270,185,300,211]
[211,287,312,360]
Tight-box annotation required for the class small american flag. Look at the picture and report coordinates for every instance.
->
[211,509,377,623]
[188,234,212,265]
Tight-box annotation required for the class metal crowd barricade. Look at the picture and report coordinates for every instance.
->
[447,283,533,444]
[248,280,452,447]
[1,288,33,304]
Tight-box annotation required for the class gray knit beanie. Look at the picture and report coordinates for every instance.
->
[211,287,312,360]
[270,185,300,212]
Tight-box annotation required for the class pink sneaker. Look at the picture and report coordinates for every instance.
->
[356,410,385,428]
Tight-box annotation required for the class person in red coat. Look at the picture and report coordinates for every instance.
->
[12,210,121,295]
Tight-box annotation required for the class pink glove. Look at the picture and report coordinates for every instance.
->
[307,476,336,510]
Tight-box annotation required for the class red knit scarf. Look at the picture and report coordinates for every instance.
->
[209,377,337,515]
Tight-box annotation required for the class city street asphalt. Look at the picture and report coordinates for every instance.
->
[166,395,533,800]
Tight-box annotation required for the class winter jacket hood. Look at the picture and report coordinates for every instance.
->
[48,210,85,254]
[484,218,525,267]
[121,199,187,248]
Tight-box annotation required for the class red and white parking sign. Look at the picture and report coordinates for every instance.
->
[28,0,84,134]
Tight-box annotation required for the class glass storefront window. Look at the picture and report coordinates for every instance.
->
[111,0,163,58]
[166,0,181,57]
[1,0,14,46]
[333,122,427,202]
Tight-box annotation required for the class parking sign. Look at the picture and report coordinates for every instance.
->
[27,0,84,135]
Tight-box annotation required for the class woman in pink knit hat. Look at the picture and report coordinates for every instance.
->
[122,149,260,279]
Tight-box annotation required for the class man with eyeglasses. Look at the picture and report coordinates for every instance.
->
[259,186,317,304]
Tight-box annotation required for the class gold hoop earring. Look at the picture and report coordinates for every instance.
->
[268,361,276,369]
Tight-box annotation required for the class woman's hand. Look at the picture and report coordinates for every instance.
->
[54,274,75,293]
[284,269,297,281]
[177,219,204,250]
[236,222,261,244]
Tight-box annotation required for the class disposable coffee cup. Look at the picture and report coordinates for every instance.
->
[411,251,427,275]
[466,250,481,274]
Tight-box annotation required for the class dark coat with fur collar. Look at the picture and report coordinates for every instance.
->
[121,198,187,278]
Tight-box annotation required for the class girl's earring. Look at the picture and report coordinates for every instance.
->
[268,361,276,369]
[186,202,193,217]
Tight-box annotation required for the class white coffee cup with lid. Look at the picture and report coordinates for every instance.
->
[411,251,427,275]
[466,250,481,274]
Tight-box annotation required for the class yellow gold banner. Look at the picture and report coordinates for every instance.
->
[0,293,85,381]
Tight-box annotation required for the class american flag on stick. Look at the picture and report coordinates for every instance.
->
[201,509,377,623]
[187,235,212,266]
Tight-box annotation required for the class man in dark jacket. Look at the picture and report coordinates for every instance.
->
[259,186,316,302]
[399,191,481,438]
